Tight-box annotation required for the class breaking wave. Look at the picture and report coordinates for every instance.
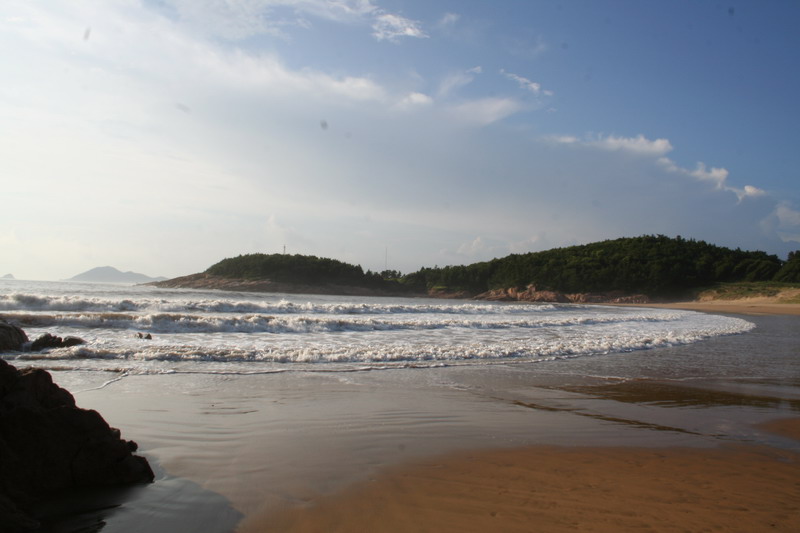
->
[0,281,756,372]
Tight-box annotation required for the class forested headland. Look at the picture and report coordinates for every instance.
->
[159,235,800,300]
[403,235,800,297]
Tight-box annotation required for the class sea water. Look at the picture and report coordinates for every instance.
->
[0,279,755,375]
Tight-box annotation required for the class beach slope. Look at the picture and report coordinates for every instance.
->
[241,423,800,533]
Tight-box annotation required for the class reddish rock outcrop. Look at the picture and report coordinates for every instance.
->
[474,286,650,304]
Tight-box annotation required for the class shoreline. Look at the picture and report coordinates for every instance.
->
[150,273,800,316]
[617,299,800,316]
[241,422,800,533]
[230,308,800,532]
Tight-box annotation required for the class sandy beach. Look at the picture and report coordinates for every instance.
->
[245,431,800,532]
[628,300,800,316]
[238,301,800,532]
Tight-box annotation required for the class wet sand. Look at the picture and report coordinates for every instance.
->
[627,300,800,316]
[233,307,800,533]
[243,433,800,533]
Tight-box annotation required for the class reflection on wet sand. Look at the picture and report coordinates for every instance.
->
[561,379,800,411]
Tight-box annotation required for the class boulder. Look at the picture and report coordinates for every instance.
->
[30,333,85,351]
[473,288,514,301]
[0,320,28,352]
[0,357,154,531]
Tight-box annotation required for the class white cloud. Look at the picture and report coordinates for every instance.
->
[776,204,800,227]
[737,185,767,201]
[589,134,674,156]
[438,67,482,97]
[500,69,552,96]
[546,133,777,221]
[659,158,766,204]
[166,0,276,40]
[448,97,523,126]
[395,91,433,109]
[457,236,487,255]
[688,162,728,188]
[548,133,672,156]
[291,0,379,21]
[543,134,579,145]
[154,1,426,43]
[767,202,800,243]
[372,12,426,42]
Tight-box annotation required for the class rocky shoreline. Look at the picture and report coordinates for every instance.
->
[471,286,651,304]
[0,320,154,532]
[151,273,651,304]
[149,272,412,297]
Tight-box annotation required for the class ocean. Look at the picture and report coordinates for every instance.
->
[0,279,755,375]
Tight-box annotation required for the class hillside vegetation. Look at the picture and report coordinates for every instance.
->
[694,282,800,303]
[403,235,799,296]
[203,236,800,298]
[206,253,391,289]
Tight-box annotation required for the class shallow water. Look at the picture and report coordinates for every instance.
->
[2,281,798,532]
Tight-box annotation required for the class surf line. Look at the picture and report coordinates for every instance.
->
[74,371,130,393]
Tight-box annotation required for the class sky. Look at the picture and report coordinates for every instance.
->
[2,0,799,281]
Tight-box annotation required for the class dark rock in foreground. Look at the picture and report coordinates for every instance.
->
[0,349,153,531]
[0,321,28,352]
[0,319,86,353]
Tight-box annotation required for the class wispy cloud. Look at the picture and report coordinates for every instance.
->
[776,204,800,225]
[546,133,673,156]
[764,203,800,244]
[658,159,765,202]
[546,133,770,206]
[395,91,434,109]
[501,69,553,96]
[437,66,482,97]
[156,0,426,43]
[372,12,427,42]
[589,134,673,156]
[448,97,523,126]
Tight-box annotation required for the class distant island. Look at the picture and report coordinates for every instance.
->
[68,266,167,284]
[1,274,14,280]
[152,254,406,297]
[150,235,800,302]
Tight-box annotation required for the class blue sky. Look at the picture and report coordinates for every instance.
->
[2,0,799,280]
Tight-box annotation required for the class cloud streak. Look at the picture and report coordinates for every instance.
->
[501,69,553,96]
[372,12,426,42]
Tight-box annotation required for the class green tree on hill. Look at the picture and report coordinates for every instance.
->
[774,251,800,282]
[401,235,786,296]
[207,253,370,286]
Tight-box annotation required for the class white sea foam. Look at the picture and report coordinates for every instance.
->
[0,280,755,373]
[3,309,691,334]
[0,292,556,315]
